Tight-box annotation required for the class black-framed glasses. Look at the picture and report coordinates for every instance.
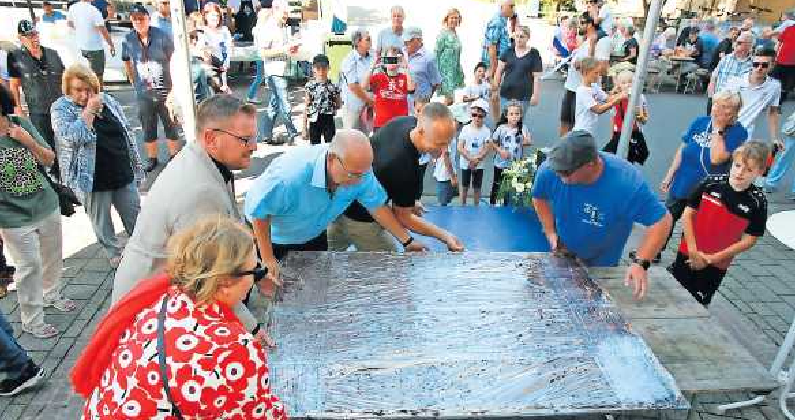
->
[210,128,258,146]
[335,155,368,179]
[235,263,268,283]
[752,61,770,69]
[471,113,485,118]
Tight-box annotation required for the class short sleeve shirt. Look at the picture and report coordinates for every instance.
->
[407,48,442,100]
[0,116,59,229]
[482,14,511,68]
[722,74,782,139]
[458,123,491,170]
[150,13,173,38]
[340,50,374,111]
[305,79,340,120]
[67,2,105,51]
[41,11,66,23]
[669,116,748,200]
[122,27,174,96]
[532,153,667,266]
[244,144,387,245]
[370,71,409,128]
[777,26,795,65]
[573,84,607,137]
[491,124,525,169]
[498,47,542,100]
[376,27,403,54]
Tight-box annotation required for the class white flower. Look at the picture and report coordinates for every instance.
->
[515,183,526,193]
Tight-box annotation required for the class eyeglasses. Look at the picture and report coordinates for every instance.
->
[210,128,258,146]
[335,155,368,179]
[235,263,268,283]
[752,61,770,69]
[471,113,485,118]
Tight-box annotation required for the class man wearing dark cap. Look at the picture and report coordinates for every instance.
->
[7,20,65,178]
[122,4,179,172]
[302,54,341,145]
[532,130,672,300]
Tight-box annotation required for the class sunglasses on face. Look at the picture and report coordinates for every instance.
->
[235,263,268,283]
[471,113,485,118]
[210,128,258,146]
[752,61,770,69]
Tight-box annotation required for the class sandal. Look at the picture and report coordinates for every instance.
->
[45,297,77,312]
[22,323,58,339]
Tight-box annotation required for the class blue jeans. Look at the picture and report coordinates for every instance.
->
[259,75,298,139]
[437,180,455,206]
[246,60,264,101]
[0,312,30,378]
[766,135,795,193]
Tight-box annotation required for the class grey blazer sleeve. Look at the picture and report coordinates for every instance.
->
[233,301,259,332]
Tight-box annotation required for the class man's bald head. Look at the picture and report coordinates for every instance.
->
[328,129,373,186]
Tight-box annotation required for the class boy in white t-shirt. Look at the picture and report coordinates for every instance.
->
[433,136,458,206]
[462,63,490,110]
[457,100,492,206]
[573,57,625,138]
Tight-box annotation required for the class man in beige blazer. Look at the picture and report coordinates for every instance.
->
[112,95,262,331]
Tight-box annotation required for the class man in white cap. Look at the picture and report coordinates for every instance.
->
[532,130,672,300]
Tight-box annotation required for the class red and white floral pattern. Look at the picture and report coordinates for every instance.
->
[82,287,287,420]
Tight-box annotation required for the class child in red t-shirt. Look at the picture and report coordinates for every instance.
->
[363,46,415,131]
[670,142,769,306]
[602,70,650,165]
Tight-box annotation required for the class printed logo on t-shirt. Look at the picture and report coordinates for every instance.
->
[737,203,750,214]
[692,130,711,147]
[581,202,604,227]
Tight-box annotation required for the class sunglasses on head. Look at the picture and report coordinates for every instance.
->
[752,61,770,69]
[235,263,268,283]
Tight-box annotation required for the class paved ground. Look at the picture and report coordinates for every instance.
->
[3,2,795,418]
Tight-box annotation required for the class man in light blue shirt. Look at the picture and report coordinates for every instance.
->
[376,5,405,57]
[404,27,441,110]
[150,0,173,37]
[246,130,427,279]
[40,2,66,23]
[340,29,374,131]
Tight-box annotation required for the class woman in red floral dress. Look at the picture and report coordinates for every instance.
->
[71,216,287,420]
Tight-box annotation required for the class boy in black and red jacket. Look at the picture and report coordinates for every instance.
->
[670,141,769,306]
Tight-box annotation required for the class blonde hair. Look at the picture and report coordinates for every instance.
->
[62,64,100,96]
[166,215,254,304]
[443,8,462,26]
[712,90,743,111]
[732,141,770,169]
[187,11,205,31]
[578,56,600,74]
[616,70,634,85]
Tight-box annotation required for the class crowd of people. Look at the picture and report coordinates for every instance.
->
[0,0,792,416]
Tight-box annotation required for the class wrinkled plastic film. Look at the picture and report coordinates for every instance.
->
[268,252,689,418]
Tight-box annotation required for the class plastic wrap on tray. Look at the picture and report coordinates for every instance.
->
[267,252,689,418]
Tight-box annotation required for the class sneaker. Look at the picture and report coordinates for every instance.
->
[44,296,77,312]
[144,158,159,173]
[0,361,45,396]
[22,323,58,339]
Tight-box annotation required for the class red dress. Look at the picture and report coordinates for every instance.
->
[81,287,287,420]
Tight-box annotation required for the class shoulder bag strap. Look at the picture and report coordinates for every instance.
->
[157,296,185,420]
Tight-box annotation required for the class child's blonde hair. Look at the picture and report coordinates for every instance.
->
[577,57,600,74]
[732,141,770,170]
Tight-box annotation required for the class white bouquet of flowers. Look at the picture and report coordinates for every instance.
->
[496,148,544,207]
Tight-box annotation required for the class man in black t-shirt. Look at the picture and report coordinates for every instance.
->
[331,103,464,252]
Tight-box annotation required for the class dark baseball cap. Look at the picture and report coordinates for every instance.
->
[548,130,599,173]
[312,54,330,67]
[17,20,37,36]
[129,4,149,15]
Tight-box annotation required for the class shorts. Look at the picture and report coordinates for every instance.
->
[138,94,179,142]
[669,251,727,306]
[461,168,484,189]
[560,89,576,126]
[81,50,105,81]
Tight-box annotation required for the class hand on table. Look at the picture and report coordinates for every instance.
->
[444,233,464,252]
[624,263,648,300]
[405,240,429,252]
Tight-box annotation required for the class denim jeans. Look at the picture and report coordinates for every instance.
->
[259,75,298,139]
[766,135,795,194]
[0,312,29,378]
[246,60,264,101]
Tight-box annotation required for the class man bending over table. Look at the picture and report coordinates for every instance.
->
[532,130,672,299]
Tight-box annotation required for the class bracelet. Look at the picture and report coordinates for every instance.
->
[401,236,414,248]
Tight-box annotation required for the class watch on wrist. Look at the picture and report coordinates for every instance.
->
[631,254,651,270]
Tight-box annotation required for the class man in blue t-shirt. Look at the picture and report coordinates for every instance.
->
[40,2,67,23]
[532,131,672,299]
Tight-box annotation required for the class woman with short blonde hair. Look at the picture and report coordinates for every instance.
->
[51,64,144,268]
[72,216,287,419]
[436,8,465,104]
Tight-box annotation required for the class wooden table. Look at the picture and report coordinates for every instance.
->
[669,56,696,92]
[590,265,777,418]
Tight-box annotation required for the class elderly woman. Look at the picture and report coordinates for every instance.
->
[435,8,464,105]
[72,216,287,419]
[660,90,748,255]
[51,64,144,268]
[0,83,74,339]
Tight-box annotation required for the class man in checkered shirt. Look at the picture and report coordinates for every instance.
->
[707,31,754,114]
